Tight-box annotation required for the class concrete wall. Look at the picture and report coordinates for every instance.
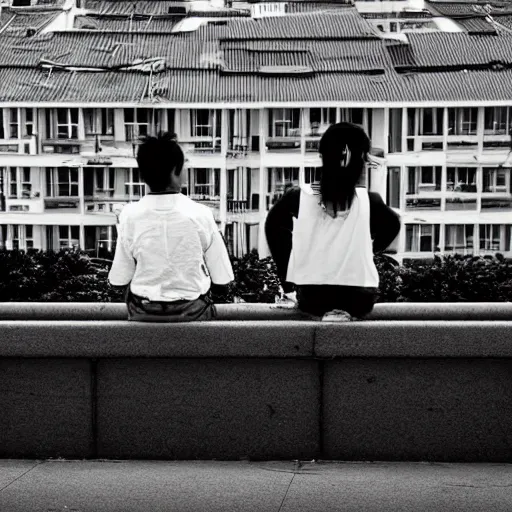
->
[1,305,512,461]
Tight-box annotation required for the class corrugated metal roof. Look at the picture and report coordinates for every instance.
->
[221,9,379,39]
[456,17,497,33]
[405,32,512,67]
[0,9,17,32]
[74,14,184,32]
[0,31,217,69]
[222,39,393,73]
[1,11,61,35]
[2,66,512,103]
[83,1,181,15]
[0,67,410,103]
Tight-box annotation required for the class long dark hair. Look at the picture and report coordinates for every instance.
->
[318,122,371,214]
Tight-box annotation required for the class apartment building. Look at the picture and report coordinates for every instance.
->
[0,4,511,261]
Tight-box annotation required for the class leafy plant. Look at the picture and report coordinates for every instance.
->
[0,249,511,304]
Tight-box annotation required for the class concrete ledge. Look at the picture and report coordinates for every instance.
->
[2,309,512,462]
[1,320,512,358]
[0,302,512,321]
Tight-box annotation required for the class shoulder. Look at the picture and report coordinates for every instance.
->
[367,191,386,206]
[118,201,139,222]
[181,196,217,226]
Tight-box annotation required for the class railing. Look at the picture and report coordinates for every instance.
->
[227,199,249,213]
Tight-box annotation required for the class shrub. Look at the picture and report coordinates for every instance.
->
[0,249,511,303]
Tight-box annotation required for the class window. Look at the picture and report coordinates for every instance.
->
[448,108,478,136]
[305,167,321,184]
[124,108,151,141]
[46,168,79,197]
[9,109,18,139]
[446,168,477,192]
[190,168,220,199]
[84,167,116,197]
[9,167,17,198]
[387,167,401,209]
[445,224,474,253]
[25,225,34,249]
[124,168,146,199]
[484,107,511,135]
[8,167,32,199]
[419,108,443,136]
[388,108,402,153]
[405,224,440,252]
[11,225,19,250]
[482,167,511,193]
[479,224,502,252]
[191,109,212,137]
[95,168,115,196]
[340,108,364,126]
[25,108,34,137]
[58,225,80,250]
[407,166,442,194]
[84,225,118,256]
[309,108,336,133]
[269,109,300,137]
[57,108,79,139]
[268,167,299,205]
[84,108,114,137]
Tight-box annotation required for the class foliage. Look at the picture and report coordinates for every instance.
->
[0,249,511,303]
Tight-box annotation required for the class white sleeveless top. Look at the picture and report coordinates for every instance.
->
[286,185,379,288]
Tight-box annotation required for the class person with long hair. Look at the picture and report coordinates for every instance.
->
[265,122,401,321]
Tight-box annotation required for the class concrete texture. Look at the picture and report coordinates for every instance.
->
[97,359,320,460]
[1,460,512,512]
[0,460,38,490]
[322,359,512,462]
[4,320,512,359]
[0,359,93,459]
[1,302,512,321]
[315,321,512,357]
[0,321,316,358]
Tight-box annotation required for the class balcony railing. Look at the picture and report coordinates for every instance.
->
[44,197,80,210]
[227,199,249,213]
[266,137,301,151]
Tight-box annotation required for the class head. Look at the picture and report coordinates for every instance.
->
[318,122,371,211]
[136,132,185,193]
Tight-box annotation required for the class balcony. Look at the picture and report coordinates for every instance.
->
[44,197,80,212]
[42,140,82,155]
[0,137,36,155]
[181,138,222,156]
[266,136,301,152]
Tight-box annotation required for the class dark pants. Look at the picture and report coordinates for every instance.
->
[126,288,217,322]
[296,285,378,319]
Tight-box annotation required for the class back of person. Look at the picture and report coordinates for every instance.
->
[287,185,378,289]
[265,122,401,321]
[108,132,234,322]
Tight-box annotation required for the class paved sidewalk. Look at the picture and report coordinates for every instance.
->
[1,460,512,512]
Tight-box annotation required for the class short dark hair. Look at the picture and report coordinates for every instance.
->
[136,132,185,191]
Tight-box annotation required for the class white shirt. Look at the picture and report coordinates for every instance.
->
[286,185,379,288]
[108,193,234,302]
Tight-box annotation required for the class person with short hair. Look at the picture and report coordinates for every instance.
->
[108,132,234,322]
[265,122,401,321]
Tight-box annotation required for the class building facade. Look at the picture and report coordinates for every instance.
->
[0,2,511,261]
